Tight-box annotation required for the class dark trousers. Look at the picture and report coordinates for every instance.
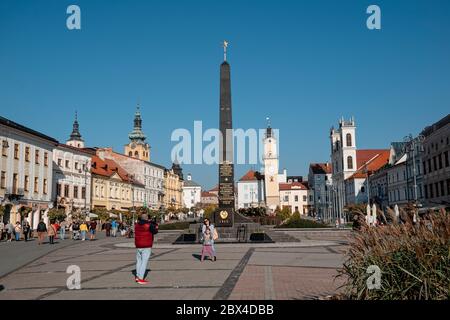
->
[106,229,111,237]
[24,232,29,241]
[49,235,54,244]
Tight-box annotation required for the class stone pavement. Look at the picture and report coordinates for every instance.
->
[0,235,348,300]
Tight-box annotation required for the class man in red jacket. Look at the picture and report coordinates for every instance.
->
[134,214,156,285]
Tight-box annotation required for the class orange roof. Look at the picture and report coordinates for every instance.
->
[239,170,258,181]
[348,150,390,180]
[91,155,144,187]
[279,182,308,191]
[201,191,217,198]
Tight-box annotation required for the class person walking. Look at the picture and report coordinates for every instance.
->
[0,221,4,242]
[23,221,31,242]
[47,221,56,245]
[36,220,47,245]
[111,219,118,237]
[80,221,88,241]
[134,214,158,285]
[14,222,22,241]
[89,220,97,241]
[71,220,80,240]
[202,218,217,261]
[59,220,67,240]
[105,220,112,237]
[5,221,14,242]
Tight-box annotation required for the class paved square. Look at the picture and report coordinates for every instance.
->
[0,235,347,300]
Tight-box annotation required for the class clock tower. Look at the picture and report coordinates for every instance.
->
[263,118,280,213]
[124,104,150,161]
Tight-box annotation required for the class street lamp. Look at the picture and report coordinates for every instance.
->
[79,160,89,220]
[130,174,136,232]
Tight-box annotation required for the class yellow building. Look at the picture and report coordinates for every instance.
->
[91,155,145,211]
[163,163,184,210]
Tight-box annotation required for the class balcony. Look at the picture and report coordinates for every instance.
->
[5,187,25,202]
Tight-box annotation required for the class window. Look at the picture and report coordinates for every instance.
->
[347,156,353,170]
[428,159,432,173]
[1,140,7,157]
[128,151,132,157]
[13,144,19,159]
[346,133,352,147]
[445,151,449,167]
[64,185,69,197]
[433,156,437,171]
[58,159,62,166]
[440,181,445,196]
[294,195,298,202]
[424,184,428,199]
[65,160,70,169]
[34,177,39,193]
[44,152,48,166]
[284,195,289,202]
[303,195,307,201]
[423,161,426,175]
[134,151,139,157]
[429,184,434,198]
[24,175,29,192]
[25,147,30,162]
[435,183,440,197]
[74,186,78,199]
[75,162,79,170]
[438,154,443,170]
[35,150,39,164]
[361,186,365,193]
[57,184,62,196]
[43,179,48,194]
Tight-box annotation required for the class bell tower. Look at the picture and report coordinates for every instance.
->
[67,111,85,148]
[124,104,150,161]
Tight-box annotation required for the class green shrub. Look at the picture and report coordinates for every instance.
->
[276,215,326,228]
[337,209,450,300]
[47,208,66,222]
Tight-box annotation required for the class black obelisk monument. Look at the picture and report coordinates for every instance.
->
[213,41,235,227]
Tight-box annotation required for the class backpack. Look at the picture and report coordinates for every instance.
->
[149,222,158,235]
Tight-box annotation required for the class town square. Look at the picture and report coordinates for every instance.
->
[0,0,449,305]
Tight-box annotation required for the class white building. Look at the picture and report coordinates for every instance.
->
[182,174,202,209]
[1,116,58,228]
[279,182,313,215]
[263,120,281,213]
[387,153,409,206]
[330,117,389,220]
[237,170,265,209]
[52,144,92,215]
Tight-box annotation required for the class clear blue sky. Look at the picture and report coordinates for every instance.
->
[1,0,449,189]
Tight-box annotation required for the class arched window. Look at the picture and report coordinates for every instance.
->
[347,156,353,170]
[361,186,365,193]
[346,133,352,147]
[128,151,132,157]
[134,151,139,157]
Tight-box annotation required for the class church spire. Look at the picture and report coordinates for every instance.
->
[69,111,83,142]
[128,103,147,144]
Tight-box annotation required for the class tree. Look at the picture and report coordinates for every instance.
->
[276,206,291,221]
[48,208,66,222]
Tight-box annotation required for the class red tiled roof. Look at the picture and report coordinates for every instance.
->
[239,170,258,181]
[348,150,390,180]
[310,163,332,174]
[91,156,144,187]
[201,191,217,198]
[279,182,308,191]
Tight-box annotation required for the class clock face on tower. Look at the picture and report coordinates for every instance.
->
[131,143,136,149]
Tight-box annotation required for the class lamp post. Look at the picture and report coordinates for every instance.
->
[79,160,89,220]
[130,174,136,232]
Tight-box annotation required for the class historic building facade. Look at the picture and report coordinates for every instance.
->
[263,122,280,212]
[308,163,332,218]
[91,154,145,211]
[422,114,450,207]
[124,105,150,161]
[236,170,265,209]
[52,115,92,215]
[163,162,184,210]
[279,182,313,215]
[182,174,202,209]
[1,116,58,228]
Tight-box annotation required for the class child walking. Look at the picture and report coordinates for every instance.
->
[201,229,215,262]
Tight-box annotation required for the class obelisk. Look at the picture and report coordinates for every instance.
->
[214,41,235,227]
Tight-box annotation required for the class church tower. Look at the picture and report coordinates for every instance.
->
[67,111,85,148]
[263,118,280,212]
[124,105,150,161]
